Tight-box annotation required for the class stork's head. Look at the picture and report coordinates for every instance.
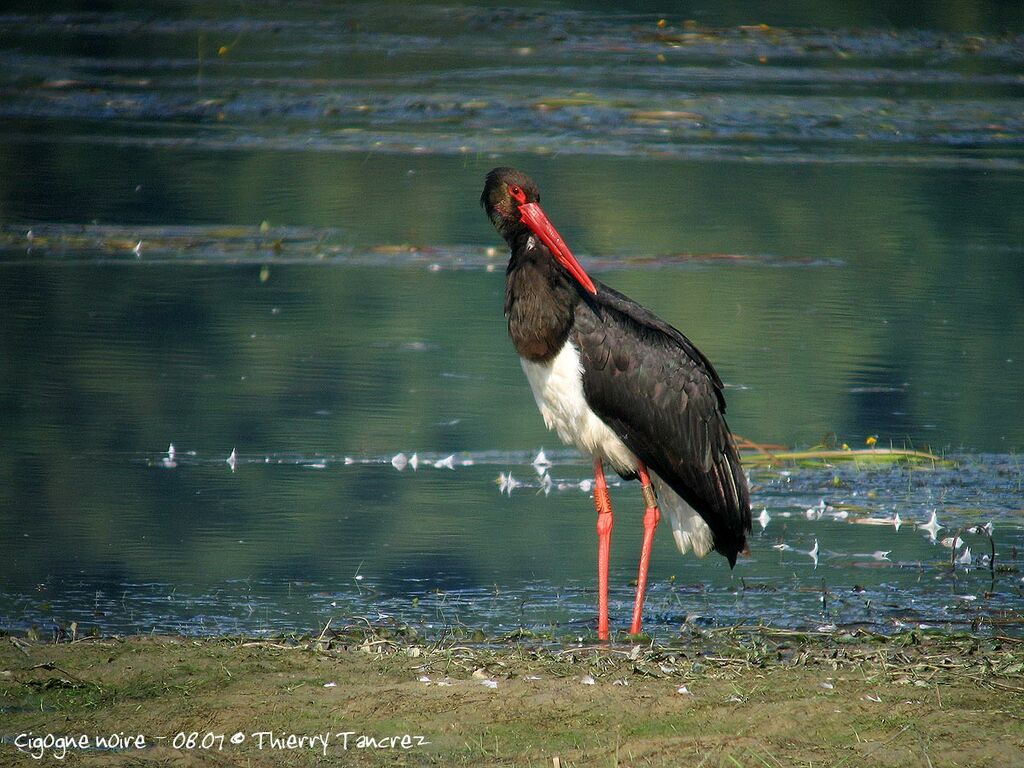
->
[481,167,597,295]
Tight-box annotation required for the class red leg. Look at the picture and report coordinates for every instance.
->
[593,457,614,641]
[630,463,661,635]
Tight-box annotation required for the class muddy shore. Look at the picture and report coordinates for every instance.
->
[3,625,1023,766]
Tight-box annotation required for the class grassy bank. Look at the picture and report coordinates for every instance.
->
[2,626,1022,766]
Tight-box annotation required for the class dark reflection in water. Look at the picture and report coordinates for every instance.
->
[0,2,1022,638]
[3,454,1023,637]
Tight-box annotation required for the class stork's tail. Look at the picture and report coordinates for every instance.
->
[651,473,714,558]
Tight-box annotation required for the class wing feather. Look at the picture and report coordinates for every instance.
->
[573,285,751,563]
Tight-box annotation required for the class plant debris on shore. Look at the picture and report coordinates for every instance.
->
[3,623,1022,766]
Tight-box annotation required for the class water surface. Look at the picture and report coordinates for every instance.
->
[1,2,1022,639]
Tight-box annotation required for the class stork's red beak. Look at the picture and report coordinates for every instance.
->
[518,202,598,295]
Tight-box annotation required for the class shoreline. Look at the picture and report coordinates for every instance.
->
[3,625,1022,766]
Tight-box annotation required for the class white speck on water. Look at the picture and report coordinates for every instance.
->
[757,507,771,529]
[579,479,593,492]
[160,443,177,469]
[853,514,901,528]
[956,546,973,566]
[853,549,891,561]
[434,454,455,469]
[772,543,792,551]
[391,452,408,471]
[409,453,420,470]
[970,520,995,536]
[533,449,551,468]
[498,472,520,495]
[133,240,143,257]
[226,447,237,472]
[917,512,937,540]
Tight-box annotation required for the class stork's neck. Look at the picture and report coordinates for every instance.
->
[504,240,580,363]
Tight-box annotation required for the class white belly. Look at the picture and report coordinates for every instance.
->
[520,340,714,559]
[520,341,638,474]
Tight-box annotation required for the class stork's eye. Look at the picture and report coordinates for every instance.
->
[508,184,526,204]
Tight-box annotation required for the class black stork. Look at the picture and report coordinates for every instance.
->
[481,167,751,640]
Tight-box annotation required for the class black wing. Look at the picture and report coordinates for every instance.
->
[573,283,751,564]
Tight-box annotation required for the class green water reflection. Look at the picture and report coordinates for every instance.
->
[0,2,1022,636]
